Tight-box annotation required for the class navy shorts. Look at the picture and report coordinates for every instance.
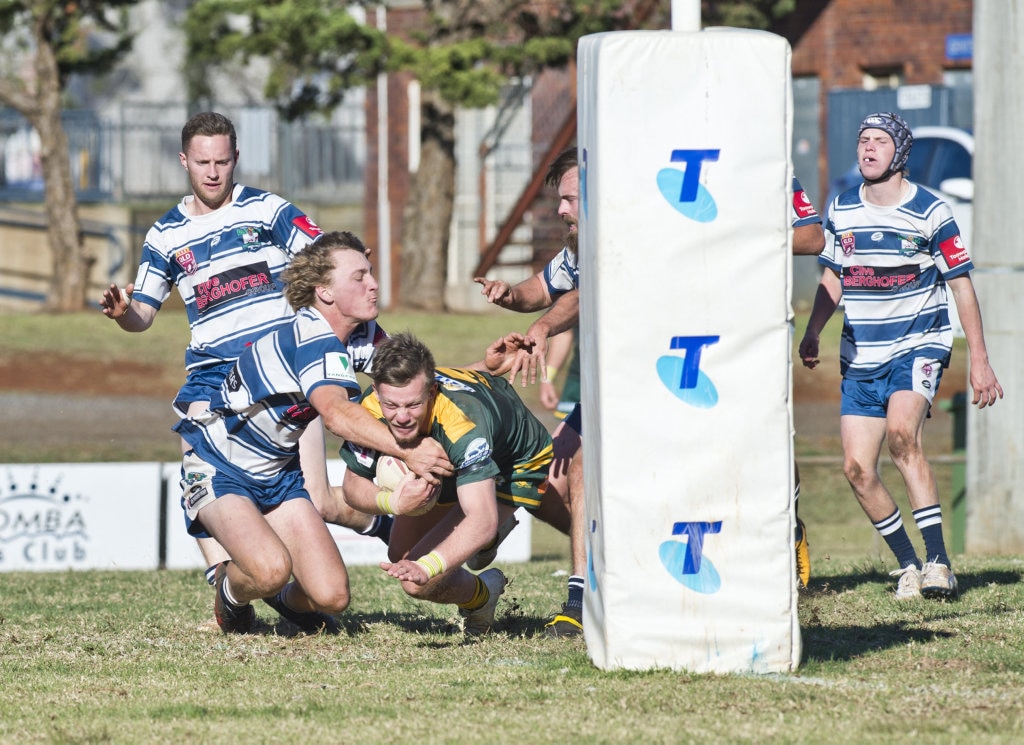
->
[179,449,309,537]
[840,356,944,418]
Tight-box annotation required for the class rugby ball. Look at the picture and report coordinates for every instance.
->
[375,455,411,490]
[375,455,439,516]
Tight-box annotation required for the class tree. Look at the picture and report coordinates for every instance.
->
[0,1,136,311]
[183,0,793,310]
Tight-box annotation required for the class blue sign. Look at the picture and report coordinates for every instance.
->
[945,33,972,61]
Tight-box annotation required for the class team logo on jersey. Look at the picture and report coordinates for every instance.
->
[939,234,970,268]
[656,335,720,408]
[293,215,323,238]
[659,520,723,594]
[236,226,261,245]
[841,231,856,256]
[175,247,198,275]
[460,437,492,468]
[656,149,720,223]
[898,232,927,257]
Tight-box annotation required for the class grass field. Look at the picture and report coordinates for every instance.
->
[1,309,1022,743]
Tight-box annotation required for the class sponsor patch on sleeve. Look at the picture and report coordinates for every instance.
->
[939,234,970,268]
[793,188,818,219]
[293,215,323,238]
[324,352,357,384]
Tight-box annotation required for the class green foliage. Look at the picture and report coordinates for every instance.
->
[704,0,797,29]
[0,0,138,82]
[183,0,387,119]
[182,0,675,120]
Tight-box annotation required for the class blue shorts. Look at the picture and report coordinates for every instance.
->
[180,449,309,537]
[840,356,944,418]
[174,361,235,414]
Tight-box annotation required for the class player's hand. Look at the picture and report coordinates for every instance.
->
[798,334,820,369]
[100,282,134,320]
[539,380,559,410]
[508,330,546,388]
[389,471,440,516]
[970,362,1004,409]
[399,437,454,485]
[380,559,431,585]
[473,277,512,306]
[483,332,529,376]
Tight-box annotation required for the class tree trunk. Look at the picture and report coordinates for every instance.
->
[33,20,89,313]
[398,92,455,311]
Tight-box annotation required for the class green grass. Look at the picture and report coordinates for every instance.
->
[1,309,1022,742]
[1,559,1023,743]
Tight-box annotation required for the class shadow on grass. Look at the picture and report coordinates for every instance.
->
[804,565,1024,597]
[801,621,951,662]
[798,565,1024,663]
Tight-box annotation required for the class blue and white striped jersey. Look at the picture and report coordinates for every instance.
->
[542,246,579,297]
[821,182,973,379]
[174,307,375,481]
[131,184,323,371]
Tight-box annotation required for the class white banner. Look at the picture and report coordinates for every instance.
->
[0,463,163,571]
[577,29,800,673]
[0,460,530,572]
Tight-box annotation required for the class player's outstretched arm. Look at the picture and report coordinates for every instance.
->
[473,273,552,312]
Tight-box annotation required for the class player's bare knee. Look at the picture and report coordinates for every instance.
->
[314,586,350,615]
[247,552,292,596]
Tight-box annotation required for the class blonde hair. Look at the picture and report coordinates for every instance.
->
[282,231,368,310]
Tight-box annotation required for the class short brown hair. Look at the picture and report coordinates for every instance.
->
[282,231,368,310]
[369,332,435,388]
[181,112,237,153]
[545,146,578,188]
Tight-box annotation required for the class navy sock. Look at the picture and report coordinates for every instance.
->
[566,575,584,611]
[913,504,950,567]
[362,514,393,544]
[205,564,219,587]
[873,509,920,569]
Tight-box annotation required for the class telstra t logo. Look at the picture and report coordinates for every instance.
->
[656,335,720,408]
[659,520,723,594]
[656,149,720,222]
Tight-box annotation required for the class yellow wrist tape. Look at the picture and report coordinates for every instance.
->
[375,489,394,515]
[414,550,447,579]
[546,365,559,381]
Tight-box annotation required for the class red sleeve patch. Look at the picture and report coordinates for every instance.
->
[792,189,818,219]
[293,215,323,238]
[939,234,970,268]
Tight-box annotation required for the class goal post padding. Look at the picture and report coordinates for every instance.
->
[577,29,801,673]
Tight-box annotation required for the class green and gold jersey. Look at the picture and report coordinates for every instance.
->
[341,368,554,510]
